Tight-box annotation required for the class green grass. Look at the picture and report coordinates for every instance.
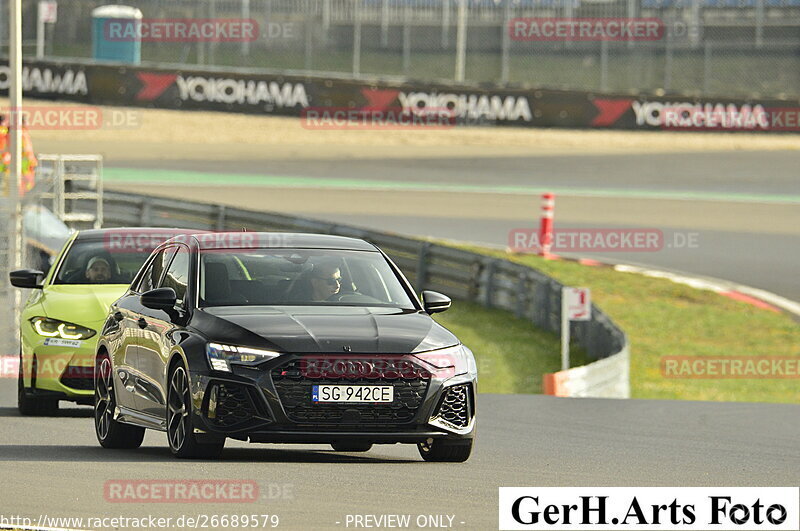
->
[433,300,588,394]
[452,243,800,403]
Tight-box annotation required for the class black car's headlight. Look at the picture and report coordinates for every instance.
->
[413,345,477,380]
[206,342,280,372]
[30,317,96,340]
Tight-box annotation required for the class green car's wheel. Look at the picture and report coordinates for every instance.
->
[18,353,58,416]
[417,437,473,463]
[167,362,224,459]
[94,353,145,449]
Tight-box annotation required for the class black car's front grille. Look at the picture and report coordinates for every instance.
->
[271,358,430,426]
[60,365,94,391]
[433,384,472,429]
[206,382,261,429]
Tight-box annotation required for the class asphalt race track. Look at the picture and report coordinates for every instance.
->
[2,380,800,529]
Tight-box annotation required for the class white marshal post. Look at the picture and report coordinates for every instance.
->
[561,287,592,371]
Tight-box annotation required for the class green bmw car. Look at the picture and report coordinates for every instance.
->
[10,228,195,415]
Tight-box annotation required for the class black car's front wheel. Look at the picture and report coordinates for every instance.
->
[95,353,145,449]
[167,362,224,459]
[417,438,473,462]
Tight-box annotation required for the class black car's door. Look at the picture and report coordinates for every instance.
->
[106,294,143,411]
[137,245,192,419]
[127,246,175,418]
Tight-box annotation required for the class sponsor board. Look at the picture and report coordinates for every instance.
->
[0,65,87,96]
[1,59,797,132]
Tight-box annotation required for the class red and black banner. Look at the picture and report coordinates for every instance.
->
[1,58,797,132]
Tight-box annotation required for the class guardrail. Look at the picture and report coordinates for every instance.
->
[92,190,630,398]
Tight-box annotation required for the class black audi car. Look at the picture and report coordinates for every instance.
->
[94,232,476,461]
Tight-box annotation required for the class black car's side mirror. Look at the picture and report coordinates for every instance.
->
[9,269,44,289]
[421,290,451,314]
[141,287,178,311]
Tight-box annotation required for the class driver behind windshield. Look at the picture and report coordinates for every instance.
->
[85,256,113,284]
[309,263,342,301]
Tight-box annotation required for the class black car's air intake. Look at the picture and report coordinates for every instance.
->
[271,358,430,427]
[433,383,472,430]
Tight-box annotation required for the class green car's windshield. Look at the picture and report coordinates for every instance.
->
[54,240,153,286]
[199,249,416,309]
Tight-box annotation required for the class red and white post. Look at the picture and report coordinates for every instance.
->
[538,193,555,258]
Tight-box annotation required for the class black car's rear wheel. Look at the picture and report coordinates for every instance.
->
[417,438,473,462]
[18,352,59,416]
[167,362,224,459]
[94,354,145,449]
[330,441,373,452]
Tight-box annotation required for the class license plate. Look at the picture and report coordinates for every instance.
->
[312,385,393,403]
[43,338,82,348]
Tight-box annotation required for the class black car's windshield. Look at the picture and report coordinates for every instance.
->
[199,249,416,309]
[54,240,153,285]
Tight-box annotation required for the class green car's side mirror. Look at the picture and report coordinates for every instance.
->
[10,269,44,289]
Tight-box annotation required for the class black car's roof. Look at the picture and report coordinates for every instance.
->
[75,228,204,241]
[186,232,378,251]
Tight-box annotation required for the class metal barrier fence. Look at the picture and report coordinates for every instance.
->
[86,190,629,391]
[5,0,799,98]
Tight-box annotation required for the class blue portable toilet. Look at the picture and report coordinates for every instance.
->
[91,5,143,64]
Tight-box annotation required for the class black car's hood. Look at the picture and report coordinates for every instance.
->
[193,305,459,354]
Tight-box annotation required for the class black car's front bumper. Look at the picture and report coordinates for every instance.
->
[188,354,476,445]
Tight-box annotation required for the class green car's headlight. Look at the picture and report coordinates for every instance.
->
[30,317,96,340]
[206,343,280,372]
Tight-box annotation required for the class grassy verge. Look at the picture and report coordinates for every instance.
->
[450,243,800,403]
[433,300,588,394]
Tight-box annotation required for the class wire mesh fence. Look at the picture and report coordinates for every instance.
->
[2,0,798,98]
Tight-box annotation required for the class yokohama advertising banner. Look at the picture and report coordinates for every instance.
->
[1,58,797,132]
